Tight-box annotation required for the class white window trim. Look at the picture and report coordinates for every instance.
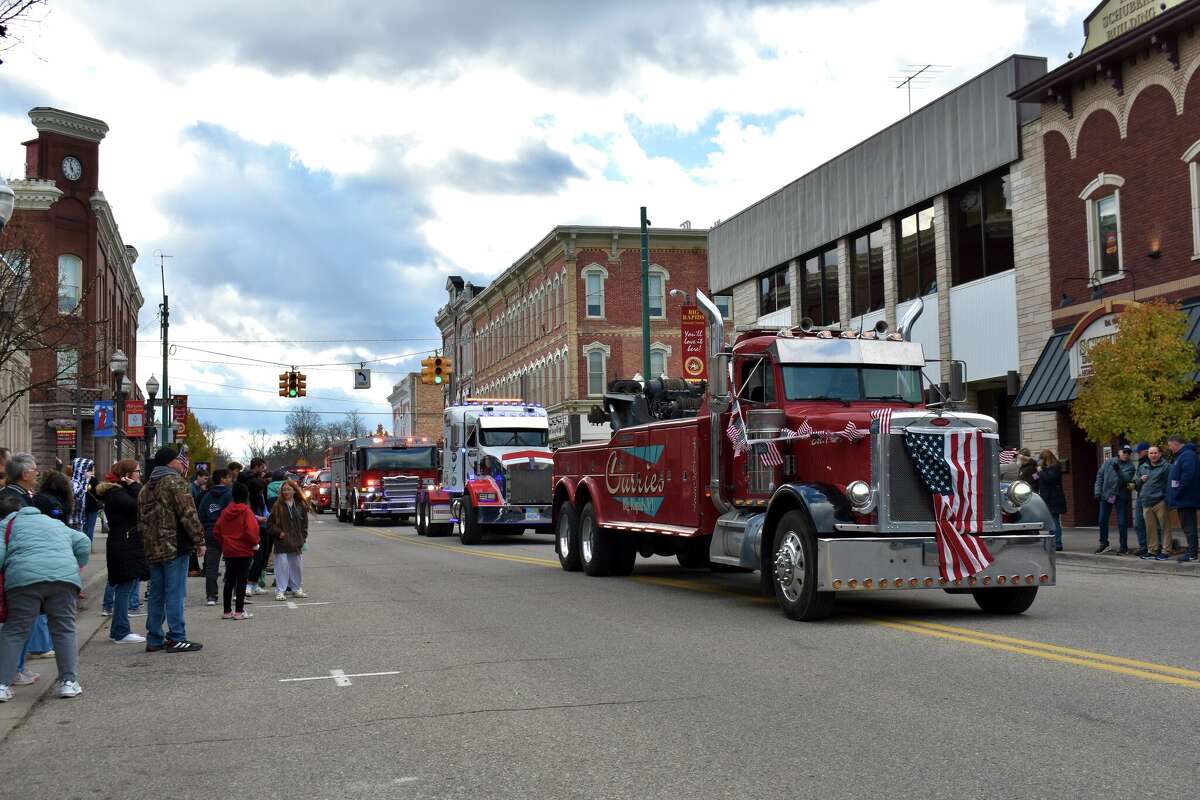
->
[1185,141,1200,261]
[649,341,672,378]
[581,263,608,319]
[648,265,669,319]
[584,341,611,397]
[1079,173,1125,284]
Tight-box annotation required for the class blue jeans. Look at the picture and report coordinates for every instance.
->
[1133,495,1147,550]
[108,580,137,640]
[16,614,52,673]
[103,579,140,613]
[146,554,190,646]
[1098,494,1129,548]
[82,511,99,543]
[1050,513,1063,548]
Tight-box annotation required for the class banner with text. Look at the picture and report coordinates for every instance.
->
[56,429,76,448]
[681,305,707,381]
[173,394,188,437]
[124,400,145,439]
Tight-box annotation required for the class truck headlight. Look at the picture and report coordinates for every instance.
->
[845,480,875,514]
[1001,480,1034,514]
[477,492,497,502]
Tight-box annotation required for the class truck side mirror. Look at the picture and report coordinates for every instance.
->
[949,361,966,403]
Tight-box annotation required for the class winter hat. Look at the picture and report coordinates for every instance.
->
[1136,442,1150,453]
[153,447,180,467]
[1120,444,1133,454]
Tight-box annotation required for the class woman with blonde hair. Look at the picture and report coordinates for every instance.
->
[1035,449,1068,551]
[268,480,311,601]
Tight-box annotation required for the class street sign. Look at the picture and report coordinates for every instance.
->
[56,429,76,447]
[173,394,188,437]
[93,400,114,438]
[681,305,707,381]
[124,400,145,439]
[354,368,371,389]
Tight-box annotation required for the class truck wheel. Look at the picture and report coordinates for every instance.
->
[972,587,1038,615]
[611,538,637,576]
[770,511,835,621]
[460,497,484,545]
[579,502,618,577]
[415,500,428,535]
[676,540,710,569]
[555,503,582,571]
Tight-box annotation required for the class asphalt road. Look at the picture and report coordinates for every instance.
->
[2,513,1198,799]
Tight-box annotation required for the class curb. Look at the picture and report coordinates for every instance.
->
[0,566,111,744]
[1056,550,1200,575]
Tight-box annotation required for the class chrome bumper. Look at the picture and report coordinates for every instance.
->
[476,504,552,527]
[816,532,1056,592]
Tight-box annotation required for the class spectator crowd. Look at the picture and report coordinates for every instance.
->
[0,446,312,702]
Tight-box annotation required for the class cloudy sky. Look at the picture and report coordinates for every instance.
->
[0,0,1093,458]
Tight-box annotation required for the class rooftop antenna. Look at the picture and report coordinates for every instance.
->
[892,64,949,115]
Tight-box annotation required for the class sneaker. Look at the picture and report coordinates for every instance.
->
[246,584,258,596]
[292,589,308,599]
[13,670,39,686]
[1155,552,1170,561]
[274,592,286,601]
[232,611,253,620]
[28,650,54,660]
[164,640,203,653]
[100,609,113,617]
[128,609,146,617]
[1055,545,1064,552]
[222,612,234,620]
[55,680,82,698]
[111,632,146,644]
[1094,544,1111,555]
[145,641,166,653]
[1179,553,1197,563]
[206,598,217,606]
[1139,551,1155,560]
[1117,548,1130,555]
[0,685,13,702]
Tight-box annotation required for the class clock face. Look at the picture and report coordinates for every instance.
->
[61,156,82,182]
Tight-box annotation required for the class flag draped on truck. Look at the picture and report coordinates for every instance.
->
[903,429,995,582]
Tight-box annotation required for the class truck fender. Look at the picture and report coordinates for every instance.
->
[1003,486,1052,531]
[464,478,504,506]
[757,484,853,592]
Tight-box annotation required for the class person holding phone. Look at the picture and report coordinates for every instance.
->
[97,460,149,643]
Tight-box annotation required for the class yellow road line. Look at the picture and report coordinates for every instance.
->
[355,527,1200,689]
[872,620,1200,689]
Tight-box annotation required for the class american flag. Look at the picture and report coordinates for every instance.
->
[870,408,892,435]
[998,448,1020,465]
[841,421,868,442]
[758,440,784,467]
[726,401,747,454]
[904,429,994,582]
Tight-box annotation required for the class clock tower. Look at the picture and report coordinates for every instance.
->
[23,106,106,195]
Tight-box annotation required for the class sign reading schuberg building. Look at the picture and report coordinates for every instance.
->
[1082,0,1186,53]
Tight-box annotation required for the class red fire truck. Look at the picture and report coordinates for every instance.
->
[551,292,1056,621]
[329,435,440,525]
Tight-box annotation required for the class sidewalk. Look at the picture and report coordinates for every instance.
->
[0,534,110,742]
[1057,526,1198,575]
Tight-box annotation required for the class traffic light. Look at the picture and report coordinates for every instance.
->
[420,356,436,385]
[278,372,289,397]
[439,356,453,382]
[431,356,447,385]
[296,372,307,397]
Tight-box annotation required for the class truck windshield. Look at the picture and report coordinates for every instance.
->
[363,448,436,470]
[781,365,923,403]
[478,428,548,447]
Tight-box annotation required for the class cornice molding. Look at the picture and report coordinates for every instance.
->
[89,191,144,309]
[28,107,109,143]
[10,178,62,210]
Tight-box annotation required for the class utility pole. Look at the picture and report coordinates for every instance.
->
[156,251,172,446]
[640,206,651,380]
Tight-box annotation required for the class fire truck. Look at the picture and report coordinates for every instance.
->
[416,399,554,544]
[329,435,439,526]
[551,292,1056,621]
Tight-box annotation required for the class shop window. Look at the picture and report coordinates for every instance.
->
[1185,141,1200,258]
[714,295,732,323]
[582,264,607,318]
[802,246,839,326]
[850,226,885,316]
[585,342,610,397]
[951,170,1013,286]
[1079,173,1125,282]
[58,254,82,315]
[896,204,936,302]
[758,264,790,317]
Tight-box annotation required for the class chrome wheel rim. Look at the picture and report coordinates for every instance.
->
[558,513,572,560]
[774,531,805,602]
[580,514,595,564]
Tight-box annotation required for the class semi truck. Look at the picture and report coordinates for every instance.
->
[329,435,439,525]
[550,292,1056,621]
[416,399,554,544]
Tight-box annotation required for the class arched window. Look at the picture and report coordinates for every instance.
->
[1079,173,1125,282]
[1185,141,1200,259]
[581,264,607,319]
[58,254,83,315]
[650,342,672,379]
[584,342,610,397]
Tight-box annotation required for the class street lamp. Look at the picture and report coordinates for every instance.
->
[0,177,15,233]
[110,349,128,460]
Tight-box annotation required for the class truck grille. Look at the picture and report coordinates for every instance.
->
[884,431,996,524]
[381,476,419,510]
[505,463,551,505]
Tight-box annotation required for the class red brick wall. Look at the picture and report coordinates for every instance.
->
[1047,74,1200,319]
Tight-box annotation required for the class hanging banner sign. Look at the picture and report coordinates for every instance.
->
[124,400,145,439]
[680,305,707,381]
[173,394,188,437]
[56,429,76,448]
[94,400,114,438]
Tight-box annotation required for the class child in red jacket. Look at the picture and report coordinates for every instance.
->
[213,483,260,619]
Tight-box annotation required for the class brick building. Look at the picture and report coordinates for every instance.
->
[8,108,143,468]
[442,225,709,447]
[435,276,487,404]
[387,372,443,440]
[1013,0,1200,525]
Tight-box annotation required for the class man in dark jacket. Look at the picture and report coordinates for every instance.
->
[197,469,234,605]
[1137,445,1172,561]
[1167,434,1199,562]
[1131,443,1151,556]
[1093,445,1136,554]
[137,447,205,653]
[1,453,37,509]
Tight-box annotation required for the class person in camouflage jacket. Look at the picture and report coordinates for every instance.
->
[137,448,206,653]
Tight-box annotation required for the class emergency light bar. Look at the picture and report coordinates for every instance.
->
[464,397,528,405]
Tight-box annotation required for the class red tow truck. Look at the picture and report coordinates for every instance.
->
[551,292,1056,621]
[329,435,440,526]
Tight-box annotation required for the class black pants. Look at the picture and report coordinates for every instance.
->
[203,540,223,599]
[247,524,274,584]
[1180,507,1198,556]
[222,557,251,613]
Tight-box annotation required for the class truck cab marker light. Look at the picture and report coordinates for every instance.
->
[848,579,858,589]
[863,579,873,589]
[1026,575,1036,584]
[997,575,1007,585]
[1011,575,1021,584]
[982,576,991,586]
[832,579,843,590]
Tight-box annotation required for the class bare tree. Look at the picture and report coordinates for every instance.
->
[320,419,348,450]
[344,410,368,438]
[284,406,323,465]
[0,1,49,64]
[246,428,272,462]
